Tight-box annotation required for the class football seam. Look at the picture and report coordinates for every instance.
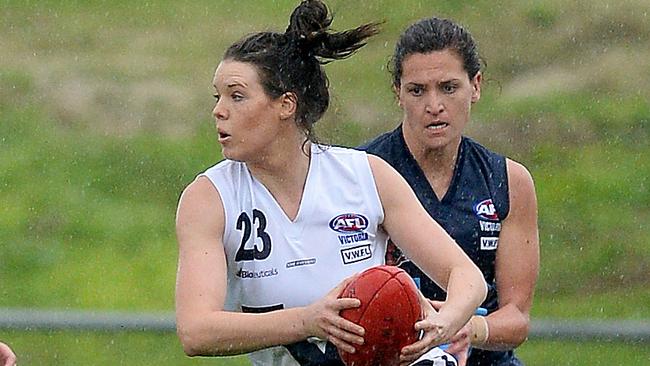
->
[398,276,420,322]
[355,273,394,324]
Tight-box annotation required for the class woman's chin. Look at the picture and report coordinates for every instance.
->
[222,149,249,162]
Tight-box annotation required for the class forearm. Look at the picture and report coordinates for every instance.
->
[439,266,487,332]
[472,304,530,351]
[177,307,309,356]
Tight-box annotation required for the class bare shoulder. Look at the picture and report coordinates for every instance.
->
[365,153,409,196]
[366,153,390,169]
[179,176,221,205]
[366,153,399,181]
[176,176,225,246]
[506,159,536,194]
[177,176,223,217]
[505,158,538,215]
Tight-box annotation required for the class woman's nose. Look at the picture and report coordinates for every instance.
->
[213,101,228,120]
[425,93,444,115]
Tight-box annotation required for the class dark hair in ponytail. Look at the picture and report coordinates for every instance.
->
[224,0,380,142]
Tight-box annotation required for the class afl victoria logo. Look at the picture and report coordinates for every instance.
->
[474,199,499,221]
[329,213,368,233]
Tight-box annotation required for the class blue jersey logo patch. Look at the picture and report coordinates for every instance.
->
[474,199,499,221]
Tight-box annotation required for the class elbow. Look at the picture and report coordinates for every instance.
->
[177,326,206,357]
[508,328,529,349]
[177,320,238,357]
[513,314,532,347]
[496,310,531,349]
[177,320,221,357]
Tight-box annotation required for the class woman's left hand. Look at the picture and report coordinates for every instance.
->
[443,323,470,366]
[398,297,455,365]
[427,300,471,366]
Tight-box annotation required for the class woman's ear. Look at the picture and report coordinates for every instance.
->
[471,72,482,103]
[279,92,298,120]
[394,85,403,108]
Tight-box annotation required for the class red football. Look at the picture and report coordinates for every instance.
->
[338,265,422,366]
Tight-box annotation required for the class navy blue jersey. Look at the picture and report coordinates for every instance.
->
[361,126,523,366]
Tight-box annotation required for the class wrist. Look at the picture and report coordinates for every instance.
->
[289,306,311,341]
[469,315,489,347]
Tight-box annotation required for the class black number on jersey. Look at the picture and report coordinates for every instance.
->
[235,209,272,261]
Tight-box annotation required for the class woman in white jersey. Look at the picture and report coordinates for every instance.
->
[174,1,487,365]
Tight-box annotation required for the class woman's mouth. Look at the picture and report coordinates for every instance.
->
[218,130,231,143]
[426,122,449,131]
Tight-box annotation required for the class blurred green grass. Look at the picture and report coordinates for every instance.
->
[4,331,650,365]
[1,0,649,364]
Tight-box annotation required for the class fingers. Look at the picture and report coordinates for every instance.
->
[398,337,431,364]
[319,296,366,353]
[414,319,449,343]
[400,318,452,364]
[329,335,357,354]
[327,304,365,338]
[400,320,444,361]
[323,304,365,354]
[445,334,469,355]
[335,297,361,311]
[333,294,363,336]
[444,322,470,356]
[326,322,364,354]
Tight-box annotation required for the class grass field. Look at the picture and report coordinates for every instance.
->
[1,0,649,364]
[4,331,650,365]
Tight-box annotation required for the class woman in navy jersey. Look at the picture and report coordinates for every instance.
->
[174,2,486,366]
[361,17,540,366]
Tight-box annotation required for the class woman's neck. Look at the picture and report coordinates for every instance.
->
[248,141,310,184]
[404,132,461,199]
[407,137,460,176]
[247,140,312,220]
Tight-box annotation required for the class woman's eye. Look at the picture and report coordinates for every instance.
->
[442,84,457,94]
[232,93,244,101]
[409,86,424,96]
[213,94,220,101]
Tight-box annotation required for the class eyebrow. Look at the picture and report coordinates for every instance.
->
[227,81,247,88]
[405,78,460,86]
[405,82,425,87]
[212,79,248,90]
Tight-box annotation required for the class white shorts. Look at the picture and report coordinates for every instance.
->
[410,347,458,366]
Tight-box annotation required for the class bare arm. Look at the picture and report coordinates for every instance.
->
[175,177,309,355]
[367,156,487,344]
[176,177,364,356]
[478,159,539,351]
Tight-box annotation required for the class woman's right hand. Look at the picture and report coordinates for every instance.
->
[302,276,365,353]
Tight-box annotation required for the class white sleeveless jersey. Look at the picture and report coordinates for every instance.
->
[201,144,388,366]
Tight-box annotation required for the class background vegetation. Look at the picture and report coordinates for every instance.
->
[1,0,648,364]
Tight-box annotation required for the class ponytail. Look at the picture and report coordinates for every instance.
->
[285,0,380,62]
[223,0,380,142]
